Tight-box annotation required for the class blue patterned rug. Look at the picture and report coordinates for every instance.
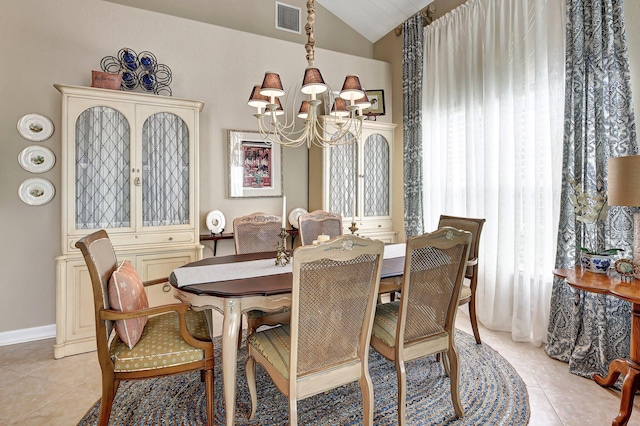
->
[78,330,529,425]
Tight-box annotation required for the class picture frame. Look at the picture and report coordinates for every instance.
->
[614,258,638,282]
[362,90,385,116]
[228,130,283,198]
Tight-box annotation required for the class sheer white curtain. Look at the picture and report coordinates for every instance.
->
[422,0,565,345]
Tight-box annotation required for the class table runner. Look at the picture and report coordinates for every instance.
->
[173,243,406,287]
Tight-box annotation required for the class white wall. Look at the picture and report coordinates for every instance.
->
[0,0,391,335]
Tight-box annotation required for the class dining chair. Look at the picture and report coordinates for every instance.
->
[233,212,283,254]
[245,235,384,426]
[370,227,472,424]
[437,214,486,344]
[297,210,343,245]
[233,212,290,338]
[75,230,214,426]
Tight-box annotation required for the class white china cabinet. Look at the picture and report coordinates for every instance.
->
[309,118,397,242]
[53,84,204,358]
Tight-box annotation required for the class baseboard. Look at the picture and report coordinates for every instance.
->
[0,324,56,347]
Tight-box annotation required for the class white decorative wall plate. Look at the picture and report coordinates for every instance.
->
[17,113,55,142]
[206,210,226,234]
[18,145,56,173]
[18,178,55,205]
[288,207,308,228]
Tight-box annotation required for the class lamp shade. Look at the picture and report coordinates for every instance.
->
[339,75,365,101]
[301,67,327,95]
[298,100,310,119]
[272,97,285,116]
[260,72,285,97]
[331,97,349,117]
[354,91,371,110]
[608,155,640,206]
[247,85,269,108]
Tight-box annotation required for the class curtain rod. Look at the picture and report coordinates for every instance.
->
[394,3,436,36]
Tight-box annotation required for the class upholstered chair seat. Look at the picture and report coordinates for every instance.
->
[110,310,209,372]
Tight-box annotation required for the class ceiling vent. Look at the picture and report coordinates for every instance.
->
[275,2,301,34]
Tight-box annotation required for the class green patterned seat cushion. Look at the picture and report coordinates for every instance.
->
[248,325,291,379]
[110,309,210,372]
[372,301,400,348]
[460,284,471,300]
[246,306,291,319]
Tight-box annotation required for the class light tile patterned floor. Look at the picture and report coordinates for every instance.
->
[1,308,639,425]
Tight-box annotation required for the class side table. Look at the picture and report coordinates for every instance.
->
[200,229,299,256]
[554,267,639,426]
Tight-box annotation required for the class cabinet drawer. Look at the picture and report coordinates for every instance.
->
[111,232,195,247]
[66,232,195,252]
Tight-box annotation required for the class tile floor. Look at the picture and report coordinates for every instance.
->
[1,308,639,425]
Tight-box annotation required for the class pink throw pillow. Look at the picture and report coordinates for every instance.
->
[108,260,149,349]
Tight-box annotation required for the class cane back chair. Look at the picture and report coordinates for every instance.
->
[297,210,342,246]
[233,212,290,336]
[370,227,472,424]
[438,214,486,344]
[245,235,384,425]
[75,230,214,426]
[233,212,283,254]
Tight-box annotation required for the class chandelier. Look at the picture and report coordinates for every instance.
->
[247,0,370,148]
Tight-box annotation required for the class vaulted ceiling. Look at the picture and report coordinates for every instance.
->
[316,0,434,43]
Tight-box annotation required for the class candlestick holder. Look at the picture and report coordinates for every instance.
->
[349,221,358,234]
[275,228,291,267]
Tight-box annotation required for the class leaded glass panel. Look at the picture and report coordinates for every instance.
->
[75,106,130,229]
[329,133,356,218]
[364,133,389,217]
[142,112,190,226]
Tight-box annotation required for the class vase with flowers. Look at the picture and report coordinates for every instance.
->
[567,174,622,273]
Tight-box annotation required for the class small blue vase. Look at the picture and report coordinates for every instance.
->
[122,49,138,71]
[121,71,137,89]
[141,73,155,91]
[140,55,154,71]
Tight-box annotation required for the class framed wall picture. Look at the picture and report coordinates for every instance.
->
[228,130,283,198]
[362,90,385,116]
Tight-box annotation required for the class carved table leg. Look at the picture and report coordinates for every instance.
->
[594,303,640,426]
[594,359,627,387]
[222,299,241,426]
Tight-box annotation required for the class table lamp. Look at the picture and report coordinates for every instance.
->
[608,155,640,279]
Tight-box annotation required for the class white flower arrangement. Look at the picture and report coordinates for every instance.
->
[566,174,621,255]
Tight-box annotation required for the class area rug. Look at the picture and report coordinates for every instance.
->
[78,330,529,425]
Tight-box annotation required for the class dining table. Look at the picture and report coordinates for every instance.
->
[169,243,406,426]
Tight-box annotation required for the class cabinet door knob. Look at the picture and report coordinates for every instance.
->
[162,283,171,292]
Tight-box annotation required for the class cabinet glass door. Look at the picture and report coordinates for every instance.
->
[363,133,389,217]
[75,106,131,229]
[328,133,356,219]
[141,112,190,227]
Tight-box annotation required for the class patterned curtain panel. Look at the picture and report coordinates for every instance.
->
[402,14,424,238]
[546,0,638,379]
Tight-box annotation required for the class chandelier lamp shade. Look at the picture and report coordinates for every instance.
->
[608,155,640,278]
[247,0,370,148]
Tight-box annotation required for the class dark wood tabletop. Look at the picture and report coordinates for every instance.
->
[171,250,405,298]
